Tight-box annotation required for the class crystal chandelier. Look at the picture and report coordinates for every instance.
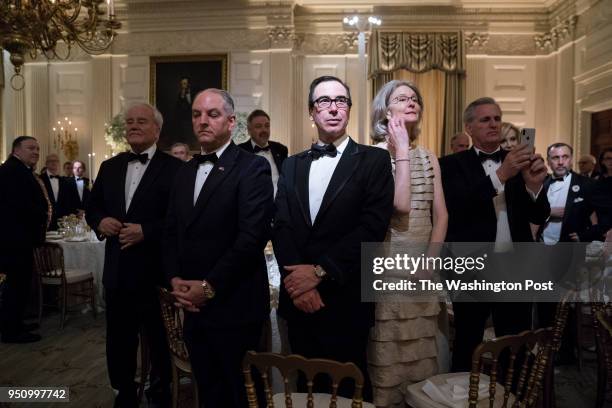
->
[0,0,121,90]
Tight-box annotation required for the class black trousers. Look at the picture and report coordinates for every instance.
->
[287,319,373,402]
[105,287,171,407]
[184,318,264,408]
[0,249,34,336]
[451,301,532,372]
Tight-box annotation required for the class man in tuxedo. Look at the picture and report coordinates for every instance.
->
[169,142,192,161]
[578,154,599,178]
[439,97,550,371]
[540,143,596,244]
[0,136,49,343]
[86,103,181,407]
[63,160,91,216]
[164,89,273,408]
[63,161,73,177]
[272,76,394,400]
[238,109,288,196]
[40,153,73,229]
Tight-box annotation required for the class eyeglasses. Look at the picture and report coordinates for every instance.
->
[390,95,419,105]
[313,96,352,109]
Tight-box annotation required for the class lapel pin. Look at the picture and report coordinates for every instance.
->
[572,185,580,192]
[218,166,224,171]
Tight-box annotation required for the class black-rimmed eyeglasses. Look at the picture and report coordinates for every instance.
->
[313,96,352,109]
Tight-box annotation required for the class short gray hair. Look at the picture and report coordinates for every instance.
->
[370,80,423,143]
[194,88,235,115]
[463,97,500,124]
[123,102,164,129]
[170,142,189,151]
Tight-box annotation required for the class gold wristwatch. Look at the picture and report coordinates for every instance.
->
[314,264,327,279]
[201,280,216,300]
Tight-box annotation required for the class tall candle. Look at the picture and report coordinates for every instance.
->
[87,153,92,180]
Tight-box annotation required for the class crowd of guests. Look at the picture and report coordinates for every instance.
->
[1,75,611,408]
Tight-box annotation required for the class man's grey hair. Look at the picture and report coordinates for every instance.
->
[371,80,423,143]
[463,97,500,124]
[123,102,164,129]
[194,88,235,115]
[451,131,467,143]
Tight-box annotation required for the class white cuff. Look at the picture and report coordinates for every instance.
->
[525,185,542,201]
[490,171,504,193]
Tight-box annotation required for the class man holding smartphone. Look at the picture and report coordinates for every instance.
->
[439,97,550,371]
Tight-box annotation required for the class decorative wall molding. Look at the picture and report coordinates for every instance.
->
[534,15,578,51]
[464,32,489,49]
[293,33,364,55]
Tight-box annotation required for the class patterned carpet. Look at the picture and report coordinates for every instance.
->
[0,311,599,408]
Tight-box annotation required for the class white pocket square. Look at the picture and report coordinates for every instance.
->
[574,197,584,203]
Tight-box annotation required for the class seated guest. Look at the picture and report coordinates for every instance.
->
[449,131,470,153]
[63,160,73,177]
[500,122,520,151]
[169,142,191,161]
[0,136,48,343]
[439,97,549,372]
[578,154,599,178]
[238,109,288,195]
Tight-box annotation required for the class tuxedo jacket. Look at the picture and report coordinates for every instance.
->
[40,173,74,229]
[86,150,182,290]
[163,142,274,328]
[0,156,48,256]
[439,148,550,243]
[63,176,91,213]
[539,171,596,242]
[238,139,288,173]
[273,138,394,330]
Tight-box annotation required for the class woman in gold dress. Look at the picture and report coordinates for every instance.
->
[368,80,448,407]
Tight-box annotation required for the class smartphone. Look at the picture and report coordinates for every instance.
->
[521,128,536,149]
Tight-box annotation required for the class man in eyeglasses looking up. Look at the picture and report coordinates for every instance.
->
[273,76,394,401]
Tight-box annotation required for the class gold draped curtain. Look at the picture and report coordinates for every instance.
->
[368,31,465,156]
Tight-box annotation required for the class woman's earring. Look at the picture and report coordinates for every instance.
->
[309,116,314,121]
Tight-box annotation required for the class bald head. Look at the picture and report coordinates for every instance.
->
[578,154,596,176]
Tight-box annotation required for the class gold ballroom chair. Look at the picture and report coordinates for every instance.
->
[158,287,199,408]
[33,242,96,329]
[592,302,612,408]
[242,351,375,408]
[406,301,570,408]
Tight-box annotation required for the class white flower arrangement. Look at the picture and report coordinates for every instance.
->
[104,113,130,154]
[232,111,249,145]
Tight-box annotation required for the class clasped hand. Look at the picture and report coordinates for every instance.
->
[283,264,325,313]
[171,277,206,313]
[98,217,144,250]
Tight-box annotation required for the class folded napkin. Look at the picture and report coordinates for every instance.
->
[422,373,490,408]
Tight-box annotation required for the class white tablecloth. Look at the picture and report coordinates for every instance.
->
[56,238,106,309]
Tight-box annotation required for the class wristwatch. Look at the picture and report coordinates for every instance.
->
[313,264,327,279]
[201,280,216,300]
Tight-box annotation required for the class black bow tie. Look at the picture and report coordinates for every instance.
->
[253,145,270,153]
[127,152,149,164]
[193,153,218,164]
[48,175,60,179]
[310,143,338,160]
[478,150,502,163]
[551,177,565,183]
[76,177,83,181]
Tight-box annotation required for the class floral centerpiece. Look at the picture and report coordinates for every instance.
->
[232,111,249,145]
[104,114,130,154]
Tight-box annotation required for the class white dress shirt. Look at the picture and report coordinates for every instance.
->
[193,140,231,205]
[75,177,85,201]
[251,140,280,197]
[308,135,349,223]
[543,172,571,245]
[46,171,60,202]
[125,144,157,211]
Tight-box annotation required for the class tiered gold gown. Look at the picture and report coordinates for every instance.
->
[368,144,440,408]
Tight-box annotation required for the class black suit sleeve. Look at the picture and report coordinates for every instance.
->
[507,173,550,226]
[140,158,180,244]
[205,157,274,297]
[163,172,180,282]
[85,161,110,238]
[272,159,304,268]
[317,151,394,286]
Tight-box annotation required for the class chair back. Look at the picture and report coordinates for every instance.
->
[33,242,65,280]
[242,351,366,408]
[592,302,612,408]
[468,300,570,408]
[158,287,190,362]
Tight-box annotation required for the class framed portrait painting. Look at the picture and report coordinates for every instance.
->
[150,54,228,151]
